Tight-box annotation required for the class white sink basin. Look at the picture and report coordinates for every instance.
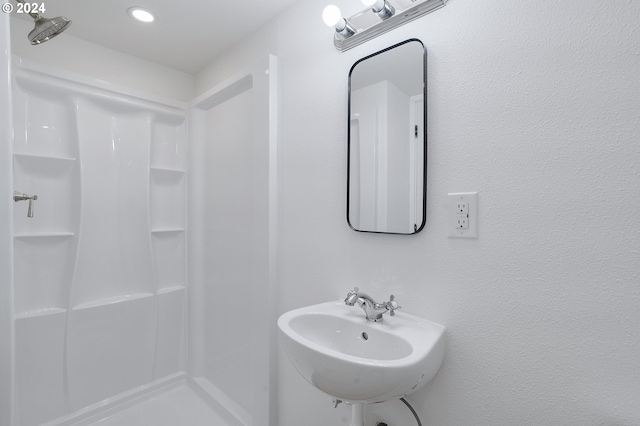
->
[277,300,445,403]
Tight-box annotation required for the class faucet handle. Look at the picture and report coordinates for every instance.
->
[387,295,401,316]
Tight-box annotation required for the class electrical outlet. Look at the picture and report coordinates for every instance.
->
[455,201,468,214]
[448,192,478,239]
[455,214,469,229]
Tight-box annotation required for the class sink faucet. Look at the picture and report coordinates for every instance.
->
[344,287,400,322]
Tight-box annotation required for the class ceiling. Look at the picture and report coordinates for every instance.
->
[13,0,301,74]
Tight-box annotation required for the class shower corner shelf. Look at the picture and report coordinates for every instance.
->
[14,231,75,239]
[151,228,185,234]
[157,286,186,295]
[150,166,185,174]
[14,152,77,162]
[72,293,155,311]
[15,307,68,320]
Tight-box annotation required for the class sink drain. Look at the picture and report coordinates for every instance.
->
[361,332,369,340]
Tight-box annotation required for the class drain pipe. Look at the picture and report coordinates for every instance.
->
[333,399,365,426]
[335,397,422,426]
[351,403,364,426]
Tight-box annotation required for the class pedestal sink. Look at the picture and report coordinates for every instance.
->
[278,299,445,413]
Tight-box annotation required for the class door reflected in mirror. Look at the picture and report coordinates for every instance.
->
[347,39,426,234]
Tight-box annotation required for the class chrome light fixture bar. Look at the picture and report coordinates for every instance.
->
[330,0,447,52]
[362,0,395,20]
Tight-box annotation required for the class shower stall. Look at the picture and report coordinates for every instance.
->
[0,16,278,426]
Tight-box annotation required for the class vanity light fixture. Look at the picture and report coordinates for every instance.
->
[325,0,447,51]
[127,7,155,23]
[323,5,356,38]
[361,0,395,20]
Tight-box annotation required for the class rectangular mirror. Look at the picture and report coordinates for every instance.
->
[347,39,427,234]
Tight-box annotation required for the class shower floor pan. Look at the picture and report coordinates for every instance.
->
[83,384,231,426]
[43,374,239,426]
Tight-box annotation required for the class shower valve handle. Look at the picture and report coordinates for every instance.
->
[13,191,38,218]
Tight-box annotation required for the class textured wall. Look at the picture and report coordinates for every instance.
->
[266,0,640,424]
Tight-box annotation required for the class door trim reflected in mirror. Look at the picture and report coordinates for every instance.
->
[347,39,427,235]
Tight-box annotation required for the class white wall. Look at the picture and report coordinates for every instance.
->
[195,23,277,97]
[10,18,194,102]
[198,0,640,424]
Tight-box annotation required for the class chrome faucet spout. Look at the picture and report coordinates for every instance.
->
[344,287,400,322]
[344,287,360,305]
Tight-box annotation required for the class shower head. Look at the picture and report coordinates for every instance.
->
[16,0,72,45]
[28,15,72,44]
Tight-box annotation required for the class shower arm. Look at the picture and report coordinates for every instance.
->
[14,0,42,20]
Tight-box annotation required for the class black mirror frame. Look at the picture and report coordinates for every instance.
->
[346,38,427,235]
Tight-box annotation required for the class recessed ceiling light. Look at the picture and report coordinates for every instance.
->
[127,7,155,23]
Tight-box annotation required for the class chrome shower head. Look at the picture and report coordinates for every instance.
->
[28,15,72,45]
[16,0,72,45]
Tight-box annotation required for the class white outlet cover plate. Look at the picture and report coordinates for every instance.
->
[448,192,478,239]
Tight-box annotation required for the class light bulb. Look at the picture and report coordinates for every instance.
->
[361,0,385,11]
[128,7,155,23]
[322,5,342,27]
[362,0,394,19]
[322,4,355,37]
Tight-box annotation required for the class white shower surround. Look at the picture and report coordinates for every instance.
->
[1,13,15,426]
[4,53,278,426]
[11,60,187,426]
